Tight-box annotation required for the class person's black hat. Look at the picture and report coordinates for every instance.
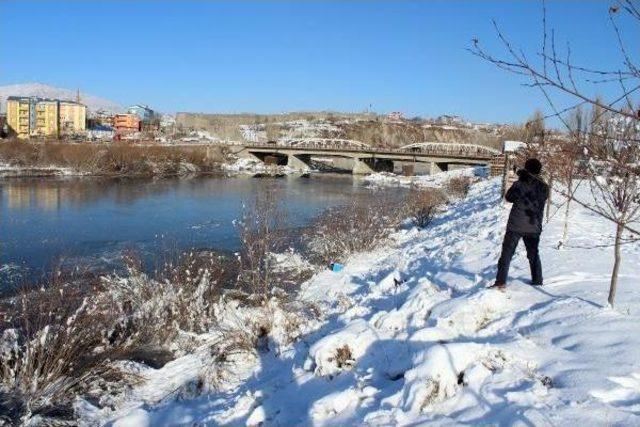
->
[524,158,542,175]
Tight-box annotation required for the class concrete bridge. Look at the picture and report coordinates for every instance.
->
[228,139,501,175]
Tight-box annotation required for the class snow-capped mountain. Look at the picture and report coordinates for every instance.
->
[0,82,123,114]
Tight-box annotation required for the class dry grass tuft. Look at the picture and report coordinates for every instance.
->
[0,281,143,424]
[306,194,405,265]
[404,187,447,228]
[446,176,473,199]
[333,345,354,370]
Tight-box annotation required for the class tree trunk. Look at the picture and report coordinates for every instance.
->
[546,176,553,223]
[560,177,573,245]
[608,222,624,307]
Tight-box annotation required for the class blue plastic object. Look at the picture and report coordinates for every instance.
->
[331,262,344,272]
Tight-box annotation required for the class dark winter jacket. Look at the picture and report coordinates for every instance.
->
[505,169,549,235]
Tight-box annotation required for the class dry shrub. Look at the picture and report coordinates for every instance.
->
[0,141,224,176]
[306,194,404,265]
[0,281,144,425]
[157,250,238,324]
[420,378,442,411]
[333,345,354,370]
[235,187,294,297]
[0,240,295,424]
[405,187,447,228]
[446,176,473,199]
[104,251,230,343]
[0,139,40,167]
[204,296,316,390]
[201,300,275,390]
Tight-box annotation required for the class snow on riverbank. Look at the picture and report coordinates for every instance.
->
[364,166,485,188]
[100,178,640,426]
[0,162,82,177]
[222,157,305,175]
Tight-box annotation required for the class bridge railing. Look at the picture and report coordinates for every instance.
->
[237,139,499,159]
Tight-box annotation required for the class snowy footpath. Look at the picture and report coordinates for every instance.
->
[105,178,640,426]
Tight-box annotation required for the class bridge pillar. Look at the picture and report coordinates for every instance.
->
[237,149,262,161]
[429,162,441,175]
[287,154,311,171]
[352,158,375,175]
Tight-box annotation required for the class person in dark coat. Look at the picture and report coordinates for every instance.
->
[492,158,549,289]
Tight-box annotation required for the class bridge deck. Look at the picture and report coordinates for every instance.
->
[240,142,497,161]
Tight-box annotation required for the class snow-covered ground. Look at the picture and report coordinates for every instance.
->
[222,157,305,175]
[0,162,83,177]
[91,178,639,426]
[364,167,483,188]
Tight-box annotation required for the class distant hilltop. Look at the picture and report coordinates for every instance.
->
[175,112,514,150]
[0,82,123,114]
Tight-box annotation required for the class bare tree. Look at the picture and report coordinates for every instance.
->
[556,108,588,247]
[235,186,287,298]
[587,107,640,305]
[470,0,640,306]
[524,110,546,145]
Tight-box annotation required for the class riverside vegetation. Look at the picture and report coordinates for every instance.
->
[0,176,473,426]
[0,140,228,177]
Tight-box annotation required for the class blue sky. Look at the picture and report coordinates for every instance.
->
[1,1,635,123]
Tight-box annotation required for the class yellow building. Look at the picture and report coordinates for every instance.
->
[6,96,86,138]
[59,101,86,135]
[34,100,59,137]
[6,97,31,138]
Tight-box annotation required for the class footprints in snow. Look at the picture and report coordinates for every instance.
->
[591,372,640,413]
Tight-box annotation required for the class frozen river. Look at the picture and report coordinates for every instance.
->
[0,174,379,288]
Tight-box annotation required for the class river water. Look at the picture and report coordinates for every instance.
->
[0,174,381,288]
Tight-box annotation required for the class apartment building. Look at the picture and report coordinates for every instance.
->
[59,101,86,135]
[127,105,156,122]
[34,99,60,137]
[126,104,159,131]
[113,113,140,134]
[6,96,87,138]
[6,97,32,138]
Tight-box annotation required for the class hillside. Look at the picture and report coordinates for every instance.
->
[0,82,123,113]
[87,177,640,426]
[176,112,516,149]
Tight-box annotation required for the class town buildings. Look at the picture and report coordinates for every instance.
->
[387,111,405,121]
[126,104,159,131]
[59,101,86,134]
[6,97,31,138]
[113,113,141,134]
[6,96,86,138]
[126,105,156,122]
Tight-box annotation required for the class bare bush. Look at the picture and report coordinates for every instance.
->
[333,345,354,370]
[0,141,224,176]
[235,187,290,297]
[446,176,473,199]
[0,283,142,424]
[157,250,236,332]
[103,251,231,343]
[203,296,316,390]
[405,187,447,228]
[306,194,404,265]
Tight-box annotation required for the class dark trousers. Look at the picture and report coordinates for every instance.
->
[496,230,543,285]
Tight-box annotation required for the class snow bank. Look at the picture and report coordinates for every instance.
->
[0,162,84,177]
[222,157,304,175]
[99,177,640,426]
[364,166,485,188]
